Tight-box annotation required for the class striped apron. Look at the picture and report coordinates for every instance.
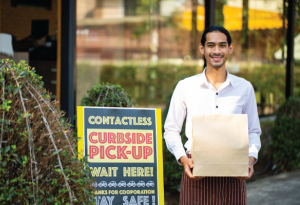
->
[179,154,247,205]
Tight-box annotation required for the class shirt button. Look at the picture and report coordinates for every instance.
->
[216,105,218,108]
[216,93,218,95]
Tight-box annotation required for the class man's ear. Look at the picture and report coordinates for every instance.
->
[229,43,234,54]
[199,43,205,55]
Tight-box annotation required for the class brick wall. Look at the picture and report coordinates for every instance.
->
[0,0,57,40]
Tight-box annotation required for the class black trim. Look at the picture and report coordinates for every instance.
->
[286,0,295,99]
[205,0,215,28]
[60,0,76,125]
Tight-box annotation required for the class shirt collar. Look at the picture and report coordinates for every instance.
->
[199,68,235,87]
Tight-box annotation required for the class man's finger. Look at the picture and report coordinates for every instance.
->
[235,176,247,180]
[185,166,196,179]
[194,176,205,180]
[248,165,254,179]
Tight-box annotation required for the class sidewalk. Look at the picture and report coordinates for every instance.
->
[247,169,300,205]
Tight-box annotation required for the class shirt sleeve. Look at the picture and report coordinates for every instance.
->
[164,81,187,165]
[243,82,262,164]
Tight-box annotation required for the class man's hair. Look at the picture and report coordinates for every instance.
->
[201,26,232,46]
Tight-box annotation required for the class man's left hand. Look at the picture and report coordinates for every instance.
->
[236,157,255,180]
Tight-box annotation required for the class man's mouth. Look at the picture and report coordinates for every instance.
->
[210,55,223,62]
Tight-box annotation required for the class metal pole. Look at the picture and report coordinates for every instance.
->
[204,0,215,68]
[205,0,215,28]
[286,0,295,99]
[60,0,76,125]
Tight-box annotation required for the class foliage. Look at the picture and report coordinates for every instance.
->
[80,83,136,107]
[258,120,274,160]
[236,64,300,115]
[271,97,300,171]
[77,62,300,109]
[215,0,226,27]
[77,63,199,106]
[125,0,158,16]
[0,59,94,204]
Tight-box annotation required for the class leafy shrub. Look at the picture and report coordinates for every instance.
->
[271,97,300,171]
[80,83,136,107]
[0,59,94,204]
[77,62,300,110]
[76,63,199,106]
[237,64,300,114]
[258,120,274,160]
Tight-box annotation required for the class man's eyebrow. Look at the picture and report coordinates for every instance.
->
[206,41,228,44]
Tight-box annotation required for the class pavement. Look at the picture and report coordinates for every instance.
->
[247,169,300,205]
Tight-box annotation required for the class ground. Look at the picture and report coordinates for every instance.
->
[247,169,300,205]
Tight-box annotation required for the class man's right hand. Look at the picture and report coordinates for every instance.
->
[180,156,205,180]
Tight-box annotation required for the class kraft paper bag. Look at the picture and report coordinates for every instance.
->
[192,115,249,177]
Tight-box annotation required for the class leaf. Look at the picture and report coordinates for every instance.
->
[52,150,62,155]
[13,88,19,95]
[16,158,22,165]
[23,113,31,118]
[47,198,53,202]
[5,146,10,153]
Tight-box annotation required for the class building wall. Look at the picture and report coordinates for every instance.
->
[0,0,57,40]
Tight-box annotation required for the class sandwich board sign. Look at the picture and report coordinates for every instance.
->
[77,106,164,205]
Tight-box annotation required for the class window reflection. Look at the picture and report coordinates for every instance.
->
[76,0,205,108]
[76,0,299,115]
[217,0,289,115]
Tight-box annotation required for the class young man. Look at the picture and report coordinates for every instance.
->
[164,26,261,204]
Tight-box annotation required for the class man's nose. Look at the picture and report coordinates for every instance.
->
[213,46,222,54]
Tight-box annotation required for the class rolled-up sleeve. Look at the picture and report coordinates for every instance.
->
[243,82,262,164]
[164,81,187,164]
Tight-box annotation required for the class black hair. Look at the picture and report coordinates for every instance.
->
[201,26,232,46]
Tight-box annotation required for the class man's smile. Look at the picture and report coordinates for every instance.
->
[210,55,224,62]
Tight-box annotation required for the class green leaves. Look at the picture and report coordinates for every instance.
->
[271,97,300,171]
[13,87,19,95]
[4,146,10,153]
[80,82,136,108]
[23,113,31,118]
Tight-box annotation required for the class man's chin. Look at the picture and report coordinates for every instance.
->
[210,62,224,69]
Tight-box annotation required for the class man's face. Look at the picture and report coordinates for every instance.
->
[199,32,234,69]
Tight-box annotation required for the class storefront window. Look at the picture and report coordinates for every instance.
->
[76,0,298,115]
[218,0,286,115]
[76,0,205,108]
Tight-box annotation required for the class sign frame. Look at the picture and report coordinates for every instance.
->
[77,106,164,204]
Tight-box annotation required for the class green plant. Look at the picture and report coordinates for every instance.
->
[80,83,136,107]
[236,64,300,114]
[0,59,94,204]
[258,120,274,160]
[271,97,300,171]
[76,62,199,106]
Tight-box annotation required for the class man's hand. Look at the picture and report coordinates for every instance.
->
[179,156,205,180]
[236,156,255,180]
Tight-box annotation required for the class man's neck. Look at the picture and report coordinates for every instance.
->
[205,66,227,90]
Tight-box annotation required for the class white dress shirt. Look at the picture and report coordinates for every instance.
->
[164,69,261,164]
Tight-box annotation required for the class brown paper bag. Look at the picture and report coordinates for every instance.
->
[192,114,249,177]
